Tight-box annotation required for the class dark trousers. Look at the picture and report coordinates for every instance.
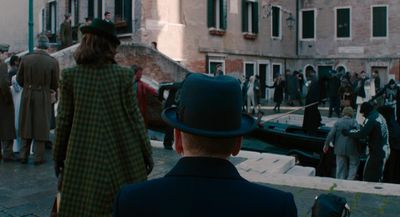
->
[0,140,14,160]
[20,139,45,162]
[329,97,341,117]
[163,127,174,148]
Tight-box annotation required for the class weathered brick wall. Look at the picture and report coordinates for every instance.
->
[52,43,191,83]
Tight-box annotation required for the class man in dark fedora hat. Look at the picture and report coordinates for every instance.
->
[113,73,298,217]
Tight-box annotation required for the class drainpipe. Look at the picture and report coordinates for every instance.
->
[296,0,299,56]
[28,0,34,53]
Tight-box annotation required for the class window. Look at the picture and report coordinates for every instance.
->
[271,6,281,38]
[39,8,45,33]
[300,9,316,40]
[372,5,388,38]
[242,0,259,34]
[244,62,256,78]
[336,7,351,39]
[47,1,57,34]
[208,0,227,30]
[208,60,225,75]
[115,0,132,33]
[88,0,103,19]
[68,0,79,26]
[272,63,282,78]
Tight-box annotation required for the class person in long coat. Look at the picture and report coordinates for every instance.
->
[378,106,400,184]
[323,107,360,180]
[54,19,153,217]
[303,71,322,134]
[343,102,389,182]
[131,65,157,126]
[0,44,16,161]
[17,34,59,164]
[60,14,73,49]
[266,74,284,112]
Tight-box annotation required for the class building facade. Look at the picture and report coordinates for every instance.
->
[2,0,399,100]
[60,0,399,99]
[0,0,49,52]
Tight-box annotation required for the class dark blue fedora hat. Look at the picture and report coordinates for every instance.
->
[162,73,256,138]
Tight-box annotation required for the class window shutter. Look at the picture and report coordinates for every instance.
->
[88,0,94,18]
[252,2,259,33]
[272,6,280,37]
[242,0,248,32]
[220,0,227,30]
[302,10,315,39]
[97,0,103,19]
[337,8,350,38]
[207,0,215,28]
[373,6,387,37]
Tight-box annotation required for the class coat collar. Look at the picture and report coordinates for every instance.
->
[165,157,244,180]
[33,49,49,56]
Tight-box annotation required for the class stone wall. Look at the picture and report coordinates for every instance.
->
[52,42,191,84]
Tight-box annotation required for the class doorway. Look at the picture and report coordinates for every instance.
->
[371,66,388,88]
[258,63,269,99]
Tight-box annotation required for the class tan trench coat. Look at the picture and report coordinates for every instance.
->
[16,50,59,141]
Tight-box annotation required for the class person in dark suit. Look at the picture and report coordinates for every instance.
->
[113,73,298,217]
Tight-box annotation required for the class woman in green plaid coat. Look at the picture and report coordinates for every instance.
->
[54,19,153,217]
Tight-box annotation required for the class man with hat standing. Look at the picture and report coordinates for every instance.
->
[113,74,298,217]
[17,34,59,164]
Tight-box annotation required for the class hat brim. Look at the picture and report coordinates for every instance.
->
[162,107,256,138]
[80,26,120,45]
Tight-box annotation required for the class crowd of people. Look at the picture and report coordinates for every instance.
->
[1,18,299,217]
[2,9,400,216]
[319,69,400,183]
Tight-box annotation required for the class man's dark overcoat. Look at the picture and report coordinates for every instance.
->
[60,20,73,48]
[113,157,298,217]
[347,110,389,182]
[0,61,16,140]
[17,50,59,140]
[54,64,152,217]
[303,76,322,133]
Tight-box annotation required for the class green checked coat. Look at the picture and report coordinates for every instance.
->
[54,64,152,217]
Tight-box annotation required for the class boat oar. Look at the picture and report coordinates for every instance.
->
[267,99,326,122]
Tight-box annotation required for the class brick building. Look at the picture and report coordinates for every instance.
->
[2,0,399,100]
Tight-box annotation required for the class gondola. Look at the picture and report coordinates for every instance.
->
[248,121,331,154]
[245,121,366,178]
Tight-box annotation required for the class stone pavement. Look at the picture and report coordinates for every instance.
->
[1,141,400,217]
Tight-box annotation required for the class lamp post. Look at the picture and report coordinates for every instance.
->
[28,0,34,53]
[286,13,295,30]
[263,4,295,30]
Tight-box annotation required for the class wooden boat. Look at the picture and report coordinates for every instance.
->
[249,121,330,154]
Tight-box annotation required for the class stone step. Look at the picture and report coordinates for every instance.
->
[285,165,316,176]
[236,153,295,174]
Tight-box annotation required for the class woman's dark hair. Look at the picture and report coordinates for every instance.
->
[74,33,117,67]
[9,55,19,66]
[360,102,374,116]
[131,64,143,74]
